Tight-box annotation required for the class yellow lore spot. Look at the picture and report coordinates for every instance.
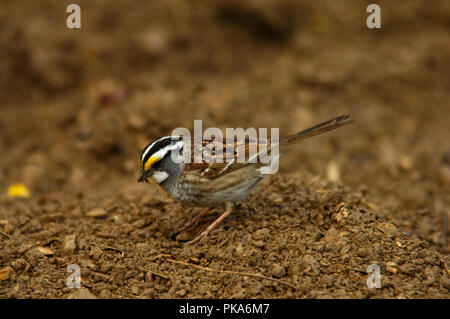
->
[144,156,160,171]
[7,183,30,198]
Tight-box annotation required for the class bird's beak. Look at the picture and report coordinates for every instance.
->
[138,170,153,183]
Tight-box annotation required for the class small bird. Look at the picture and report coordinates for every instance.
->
[138,114,353,244]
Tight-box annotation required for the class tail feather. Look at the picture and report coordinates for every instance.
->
[282,114,353,144]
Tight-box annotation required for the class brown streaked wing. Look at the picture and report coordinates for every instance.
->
[180,137,272,181]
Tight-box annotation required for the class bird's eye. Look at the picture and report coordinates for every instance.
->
[152,159,162,169]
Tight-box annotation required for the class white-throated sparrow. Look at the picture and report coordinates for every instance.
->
[138,114,353,244]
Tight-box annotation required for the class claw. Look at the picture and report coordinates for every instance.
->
[186,204,233,244]
[171,207,213,239]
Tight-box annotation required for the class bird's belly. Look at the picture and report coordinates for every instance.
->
[167,177,265,207]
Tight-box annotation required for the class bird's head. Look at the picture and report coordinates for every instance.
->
[138,136,184,184]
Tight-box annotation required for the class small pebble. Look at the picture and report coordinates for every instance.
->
[131,286,140,295]
[253,228,270,240]
[80,259,95,270]
[252,240,265,249]
[268,193,283,204]
[235,245,244,255]
[11,258,27,271]
[271,264,286,278]
[175,288,187,297]
[37,247,54,256]
[145,271,153,282]
[100,263,113,273]
[67,288,97,299]
[399,263,415,275]
[326,161,340,182]
[385,262,397,274]
[89,247,103,260]
[62,235,76,252]
[175,232,189,242]
[398,155,413,170]
[0,266,13,281]
[85,208,107,218]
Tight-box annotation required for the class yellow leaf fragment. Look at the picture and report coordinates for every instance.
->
[7,184,30,198]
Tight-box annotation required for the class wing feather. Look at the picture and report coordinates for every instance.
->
[180,136,271,181]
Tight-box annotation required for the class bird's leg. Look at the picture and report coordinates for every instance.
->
[187,202,234,245]
[171,207,213,238]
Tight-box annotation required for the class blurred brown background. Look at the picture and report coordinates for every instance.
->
[0,0,449,249]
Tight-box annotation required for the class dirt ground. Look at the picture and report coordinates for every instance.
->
[1,0,449,298]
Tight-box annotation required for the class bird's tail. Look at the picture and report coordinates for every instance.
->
[281,114,353,145]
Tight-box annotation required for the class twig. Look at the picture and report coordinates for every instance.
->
[95,231,117,238]
[104,246,124,257]
[82,282,93,289]
[149,270,169,280]
[217,237,229,248]
[150,253,173,261]
[0,231,11,239]
[154,255,297,290]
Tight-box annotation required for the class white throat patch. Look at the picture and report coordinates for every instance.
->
[152,171,169,184]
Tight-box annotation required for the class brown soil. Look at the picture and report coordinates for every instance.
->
[0,0,449,298]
